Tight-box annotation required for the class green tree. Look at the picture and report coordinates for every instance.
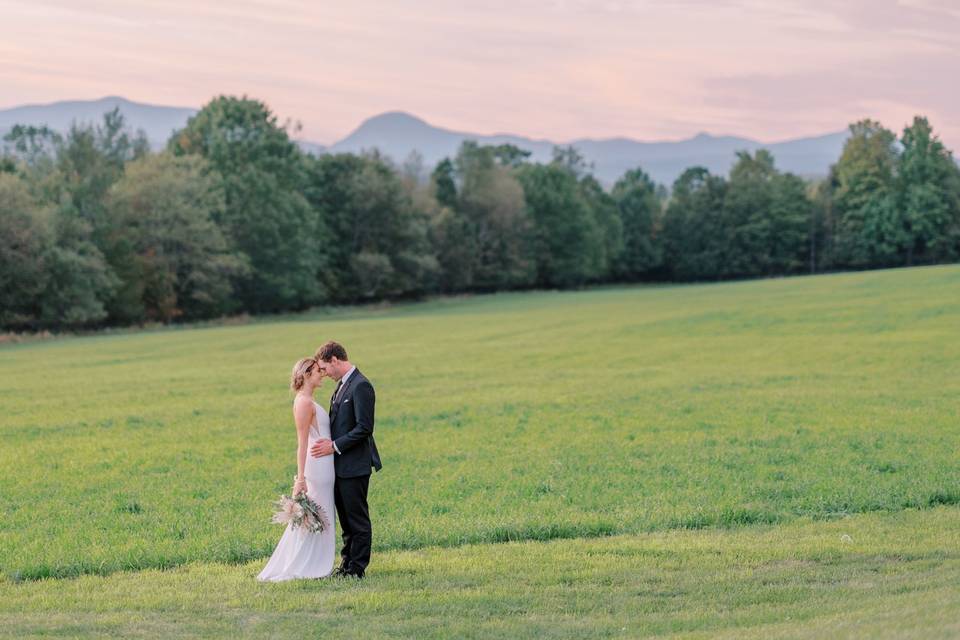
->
[170,96,324,312]
[454,142,534,290]
[518,160,601,287]
[722,151,810,277]
[897,116,960,264]
[424,143,534,292]
[661,167,728,280]
[304,151,437,301]
[3,125,63,169]
[829,120,904,267]
[769,171,815,274]
[56,109,149,239]
[611,168,660,280]
[28,214,118,330]
[2,126,61,203]
[45,110,151,322]
[427,157,474,291]
[490,144,532,168]
[551,145,592,179]
[580,174,624,280]
[432,158,458,209]
[104,153,248,322]
[0,174,49,329]
[806,179,832,274]
[0,112,140,329]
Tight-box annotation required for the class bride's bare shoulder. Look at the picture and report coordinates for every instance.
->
[292,394,315,414]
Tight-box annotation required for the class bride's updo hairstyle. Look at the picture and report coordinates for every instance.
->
[290,357,317,392]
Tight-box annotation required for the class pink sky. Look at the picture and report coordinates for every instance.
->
[1,0,958,148]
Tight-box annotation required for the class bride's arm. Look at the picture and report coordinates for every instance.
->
[292,398,314,495]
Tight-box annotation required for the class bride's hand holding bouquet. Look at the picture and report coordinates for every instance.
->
[292,474,307,496]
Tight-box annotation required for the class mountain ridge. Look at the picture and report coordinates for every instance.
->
[0,96,849,184]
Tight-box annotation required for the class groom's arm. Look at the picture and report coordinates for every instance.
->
[333,381,375,453]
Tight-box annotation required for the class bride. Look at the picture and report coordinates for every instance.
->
[257,357,337,581]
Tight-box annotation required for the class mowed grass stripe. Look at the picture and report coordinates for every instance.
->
[1,265,959,579]
[1,507,958,639]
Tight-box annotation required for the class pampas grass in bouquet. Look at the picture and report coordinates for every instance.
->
[271,491,330,533]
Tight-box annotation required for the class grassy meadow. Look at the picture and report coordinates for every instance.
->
[1,265,959,637]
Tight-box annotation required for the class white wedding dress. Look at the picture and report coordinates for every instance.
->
[257,401,337,581]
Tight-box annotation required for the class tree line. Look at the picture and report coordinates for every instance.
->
[2,96,959,331]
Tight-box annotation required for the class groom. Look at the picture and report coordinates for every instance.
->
[310,341,382,579]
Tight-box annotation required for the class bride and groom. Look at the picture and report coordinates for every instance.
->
[257,340,383,582]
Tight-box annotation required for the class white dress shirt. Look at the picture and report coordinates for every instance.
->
[337,366,357,398]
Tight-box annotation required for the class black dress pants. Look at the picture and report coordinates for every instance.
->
[333,474,371,573]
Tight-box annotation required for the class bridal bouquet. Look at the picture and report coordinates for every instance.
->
[271,492,330,533]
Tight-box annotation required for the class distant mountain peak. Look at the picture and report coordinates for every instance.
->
[335,110,455,153]
[368,110,428,123]
[0,96,197,151]
[331,111,847,184]
[356,111,433,131]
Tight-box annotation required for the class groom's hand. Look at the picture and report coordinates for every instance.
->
[311,438,335,457]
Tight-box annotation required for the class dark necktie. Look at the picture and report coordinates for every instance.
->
[330,380,342,410]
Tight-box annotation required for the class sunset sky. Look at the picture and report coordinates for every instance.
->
[2,0,958,147]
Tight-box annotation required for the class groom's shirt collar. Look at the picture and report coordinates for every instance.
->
[340,366,357,387]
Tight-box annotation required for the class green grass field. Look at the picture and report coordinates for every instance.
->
[2,265,959,638]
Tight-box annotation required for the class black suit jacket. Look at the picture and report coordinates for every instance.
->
[329,368,382,478]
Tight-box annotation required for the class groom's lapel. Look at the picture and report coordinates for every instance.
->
[331,369,362,421]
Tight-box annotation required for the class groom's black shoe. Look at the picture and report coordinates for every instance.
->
[343,568,365,579]
[333,564,351,578]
